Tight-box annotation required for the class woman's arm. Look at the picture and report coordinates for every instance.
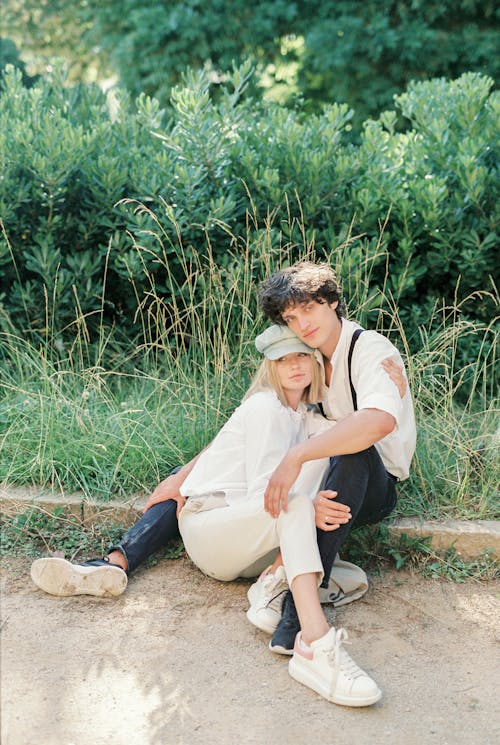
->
[142,447,208,516]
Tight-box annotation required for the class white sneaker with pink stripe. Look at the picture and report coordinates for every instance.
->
[288,627,382,707]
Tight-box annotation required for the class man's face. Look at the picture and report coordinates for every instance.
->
[281,299,340,354]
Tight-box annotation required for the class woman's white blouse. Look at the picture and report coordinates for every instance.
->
[180,390,330,505]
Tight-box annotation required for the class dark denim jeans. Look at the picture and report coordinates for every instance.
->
[109,498,180,573]
[317,446,397,587]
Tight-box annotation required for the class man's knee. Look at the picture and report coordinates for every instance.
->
[324,449,374,487]
[329,449,373,471]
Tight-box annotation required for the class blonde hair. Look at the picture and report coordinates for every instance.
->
[243,355,323,407]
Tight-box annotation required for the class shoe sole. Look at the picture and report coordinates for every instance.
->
[31,558,127,597]
[268,640,294,656]
[246,606,279,635]
[288,656,382,707]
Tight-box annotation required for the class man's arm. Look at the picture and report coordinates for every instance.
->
[264,408,395,518]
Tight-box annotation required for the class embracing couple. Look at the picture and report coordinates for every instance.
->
[31,261,416,707]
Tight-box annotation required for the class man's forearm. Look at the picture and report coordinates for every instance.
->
[293,409,395,465]
[263,409,395,518]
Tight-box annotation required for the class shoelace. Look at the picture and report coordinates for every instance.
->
[258,573,288,610]
[327,628,365,681]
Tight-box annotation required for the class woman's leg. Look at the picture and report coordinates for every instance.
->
[179,495,323,583]
[290,573,329,645]
[181,494,330,641]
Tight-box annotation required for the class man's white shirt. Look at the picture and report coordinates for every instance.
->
[316,318,416,480]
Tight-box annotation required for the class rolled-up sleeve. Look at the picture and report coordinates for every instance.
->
[353,331,405,426]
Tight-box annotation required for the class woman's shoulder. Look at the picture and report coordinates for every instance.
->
[240,389,283,413]
[237,390,298,436]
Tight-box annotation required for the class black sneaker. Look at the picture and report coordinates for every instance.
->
[268,590,300,656]
[82,557,128,574]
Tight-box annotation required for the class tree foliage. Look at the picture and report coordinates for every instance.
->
[3,1,500,123]
[296,0,500,120]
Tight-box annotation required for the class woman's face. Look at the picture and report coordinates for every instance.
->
[274,352,313,396]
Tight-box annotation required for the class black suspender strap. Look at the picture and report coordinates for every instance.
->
[348,328,364,411]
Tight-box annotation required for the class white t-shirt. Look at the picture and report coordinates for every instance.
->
[317,318,417,480]
[180,390,330,505]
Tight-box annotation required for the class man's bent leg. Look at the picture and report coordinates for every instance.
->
[109,499,180,574]
[271,447,395,652]
[317,446,396,587]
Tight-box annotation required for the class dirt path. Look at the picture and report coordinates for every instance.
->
[1,555,498,745]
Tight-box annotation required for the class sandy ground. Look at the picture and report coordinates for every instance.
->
[1,555,498,745]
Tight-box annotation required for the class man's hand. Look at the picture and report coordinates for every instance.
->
[142,474,186,518]
[264,450,302,518]
[314,490,351,531]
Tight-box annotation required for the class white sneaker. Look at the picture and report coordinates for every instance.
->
[246,565,288,634]
[30,557,128,597]
[319,557,369,607]
[288,627,382,707]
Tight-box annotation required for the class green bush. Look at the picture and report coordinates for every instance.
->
[295,0,500,121]
[1,65,498,366]
[0,66,169,339]
[352,73,500,343]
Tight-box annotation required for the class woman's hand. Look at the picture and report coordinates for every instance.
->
[142,474,186,518]
[381,357,407,398]
[313,490,351,531]
[264,451,302,517]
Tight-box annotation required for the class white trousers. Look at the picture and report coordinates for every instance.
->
[179,493,324,588]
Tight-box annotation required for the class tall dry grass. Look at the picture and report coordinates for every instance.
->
[1,206,498,516]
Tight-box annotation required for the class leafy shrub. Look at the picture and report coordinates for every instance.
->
[295,0,500,121]
[1,65,498,369]
[352,73,500,344]
[0,66,169,340]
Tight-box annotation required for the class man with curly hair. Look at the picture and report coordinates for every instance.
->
[258,261,416,659]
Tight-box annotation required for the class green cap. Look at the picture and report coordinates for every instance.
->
[255,324,314,360]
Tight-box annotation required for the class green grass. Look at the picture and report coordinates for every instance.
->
[0,507,184,563]
[343,524,498,581]
[0,212,498,519]
[0,353,226,498]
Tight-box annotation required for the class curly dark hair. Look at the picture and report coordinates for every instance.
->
[259,262,346,324]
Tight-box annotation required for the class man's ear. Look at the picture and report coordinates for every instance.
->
[330,300,339,311]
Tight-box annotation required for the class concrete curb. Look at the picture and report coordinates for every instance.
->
[1,486,498,560]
